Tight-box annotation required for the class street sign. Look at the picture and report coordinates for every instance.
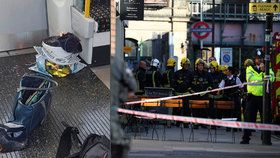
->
[249,3,280,14]
[220,48,233,66]
[192,21,212,39]
[120,0,144,20]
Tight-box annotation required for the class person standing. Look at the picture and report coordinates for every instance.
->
[189,58,212,128]
[163,58,176,88]
[173,57,193,126]
[134,60,147,95]
[218,67,243,123]
[208,61,225,120]
[145,58,163,87]
[239,59,254,119]
[111,56,137,158]
[240,50,275,144]
[190,58,213,100]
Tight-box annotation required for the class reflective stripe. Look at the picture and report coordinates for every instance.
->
[136,71,140,91]
[167,70,170,87]
[152,71,156,87]
[248,83,263,86]
[247,72,254,82]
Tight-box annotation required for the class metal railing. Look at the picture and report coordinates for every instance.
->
[189,2,280,21]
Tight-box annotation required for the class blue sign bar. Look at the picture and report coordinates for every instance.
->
[190,28,212,32]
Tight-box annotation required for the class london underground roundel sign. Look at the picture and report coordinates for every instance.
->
[192,21,211,39]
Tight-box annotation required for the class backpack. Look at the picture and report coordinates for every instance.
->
[56,122,110,158]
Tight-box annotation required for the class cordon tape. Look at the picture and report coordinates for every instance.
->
[117,108,280,131]
[117,78,280,131]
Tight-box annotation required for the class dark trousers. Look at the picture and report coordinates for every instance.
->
[242,94,263,141]
[233,96,241,121]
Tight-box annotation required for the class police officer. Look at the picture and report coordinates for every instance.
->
[173,57,193,126]
[162,58,176,88]
[189,58,212,127]
[239,59,254,118]
[135,60,147,95]
[240,50,275,144]
[218,67,243,123]
[145,58,163,87]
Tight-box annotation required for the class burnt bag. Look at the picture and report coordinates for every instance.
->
[0,74,57,152]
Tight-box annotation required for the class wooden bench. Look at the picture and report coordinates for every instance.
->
[140,97,161,107]
[214,101,234,109]
[140,98,183,108]
[161,99,183,108]
[189,100,209,109]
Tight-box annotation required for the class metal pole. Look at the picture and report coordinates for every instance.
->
[212,0,215,57]
[170,0,174,57]
[84,0,91,18]
[200,0,203,50]
[262,0,273,145]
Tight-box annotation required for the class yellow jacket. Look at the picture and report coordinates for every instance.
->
[246,66,274,96]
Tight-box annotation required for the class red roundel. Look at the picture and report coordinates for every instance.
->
[192,21,210,39]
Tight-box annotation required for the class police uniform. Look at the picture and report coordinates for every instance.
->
[239,59,254,117]
[219,74,243,120]
[240,65,274,144]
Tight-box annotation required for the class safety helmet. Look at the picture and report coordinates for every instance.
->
[151,58,160,68]
[209,61,219,69]
[167,58,176,67]
[181,57,191,66]
[195,58,204,66]
[244,59,254,67]
[219,65,228,72]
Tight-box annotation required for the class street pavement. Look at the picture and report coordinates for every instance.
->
[127,125,280,158]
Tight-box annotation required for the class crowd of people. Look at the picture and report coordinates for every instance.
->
[133,50,275,144]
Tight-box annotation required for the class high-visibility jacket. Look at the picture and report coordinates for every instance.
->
[246,66,275,96]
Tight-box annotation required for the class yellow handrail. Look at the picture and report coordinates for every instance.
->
[84,0,91,18]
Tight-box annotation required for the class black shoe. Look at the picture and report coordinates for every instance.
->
[240,140,249,144]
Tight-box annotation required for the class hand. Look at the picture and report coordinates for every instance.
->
[260,63,265,72]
